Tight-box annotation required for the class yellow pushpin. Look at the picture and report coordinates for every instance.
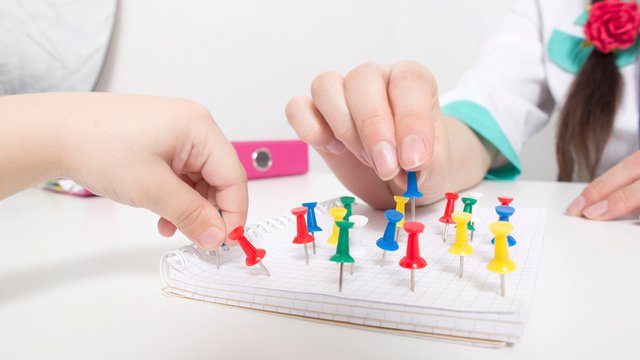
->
[327,207,347,245]
[393,196,409,241]
[488,221,517,297]
[448,212,474,278]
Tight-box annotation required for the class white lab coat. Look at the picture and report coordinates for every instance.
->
[441,0,639,181]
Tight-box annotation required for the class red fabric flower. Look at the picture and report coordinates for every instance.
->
[584,0,640,53]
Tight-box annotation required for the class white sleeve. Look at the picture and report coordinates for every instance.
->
[0,0,116,95]
[441,0,554,180]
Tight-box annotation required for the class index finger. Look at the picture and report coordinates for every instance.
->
[566,151,640,215]
[177,120,249,235]
[388,61,436,171]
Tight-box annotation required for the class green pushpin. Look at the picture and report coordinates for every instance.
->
[461,197,478,242]
[330,220,355,292]
[340,196,355,221]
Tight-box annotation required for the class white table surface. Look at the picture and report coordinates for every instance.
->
[1,172,638,359]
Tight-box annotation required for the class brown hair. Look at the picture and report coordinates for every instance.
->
[556,0,623,181]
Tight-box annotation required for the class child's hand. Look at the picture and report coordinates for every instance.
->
[0,93,247,249]
[286,61,491,208]
[566,151,640,220]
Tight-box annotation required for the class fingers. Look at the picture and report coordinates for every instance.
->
[566,151,640,219]
[388,61,437,171]
[344,63,399,180]
[582,180,640,220]
[285,96,346,155]
[310,72,371,166]
[145,164,227,249]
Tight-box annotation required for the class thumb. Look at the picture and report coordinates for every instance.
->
[144,167,226,250]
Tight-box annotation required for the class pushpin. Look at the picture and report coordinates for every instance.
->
[205,249,221,270]
[340,196,355,221]
[488,221,517,296]
[448,212,474,278]
[349,215,369,246]
[403,171,423,221]
[228,225,270,276]
[439,192,459,242]
[302,202,322,255]
[399,221,427,292]
[498,196,513,206]
[292,207,314,265]
[461,197,478,242]
[376,210,403,267]
[491,205,517,246]
[330,220,355,292]
[393,196,409,241]
[327,207,347,245]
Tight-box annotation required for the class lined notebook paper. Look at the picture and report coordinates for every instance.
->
[160,198,547,346]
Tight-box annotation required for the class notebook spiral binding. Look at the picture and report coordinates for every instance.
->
[160,198,342,286]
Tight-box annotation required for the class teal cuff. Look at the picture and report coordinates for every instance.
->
[441,100,521,180]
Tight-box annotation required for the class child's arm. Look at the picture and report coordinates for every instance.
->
[0,92,247,249]
[286,61,494,209]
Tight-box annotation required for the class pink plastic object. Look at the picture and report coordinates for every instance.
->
[232,140,308,179]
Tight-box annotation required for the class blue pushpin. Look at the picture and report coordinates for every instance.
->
[376,210,403,267]
[302,202,322,255]
[403,171,424,221]
[491,205,517,246]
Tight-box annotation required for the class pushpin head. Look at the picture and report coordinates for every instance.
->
[228,225,267,267]
[329,207,347,220]
[384,209,403,223]
[498,196,514,206]
[487,221,517,274]
[292,206,314,245]
[461,197,477,212]
[399,221,427,270]
[376,210,403,251]
[393,196,410,226]
[448,212,474,256]
[330,220,355,263]
[439,192,459,224]
[302,202,322,232]
[403,171,424,198]
[327,207,348,246]
[495,205,515,220]
[340,196,356,220]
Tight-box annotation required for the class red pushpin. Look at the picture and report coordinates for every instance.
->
[498,196,513,206]
[399,221,427,292]
[292,207,314,265]
[439,192,459,242]
[228,225,270,276]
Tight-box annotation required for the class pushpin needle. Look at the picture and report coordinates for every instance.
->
[459,256,464,278]
[258,262,271,277]
[443,224,450,243]
[303,243,309,265]
[410,269,415,292]
[338,263,344,292]
[500,274,506,296]
[311,233,317,255]
[380,250,386,267]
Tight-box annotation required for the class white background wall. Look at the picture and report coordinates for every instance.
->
[96,0,558,180]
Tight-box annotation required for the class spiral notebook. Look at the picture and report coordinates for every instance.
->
[160,198,547,347]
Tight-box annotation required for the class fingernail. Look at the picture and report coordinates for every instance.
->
[360,150,373,167]
[400,135,427,169]
[197,227,225,249]
[565,196,586,216]
[326,139,346,154]
[583,200,608,219]
[372,141,399,180]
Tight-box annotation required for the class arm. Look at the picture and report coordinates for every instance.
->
[0,92,248,249]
